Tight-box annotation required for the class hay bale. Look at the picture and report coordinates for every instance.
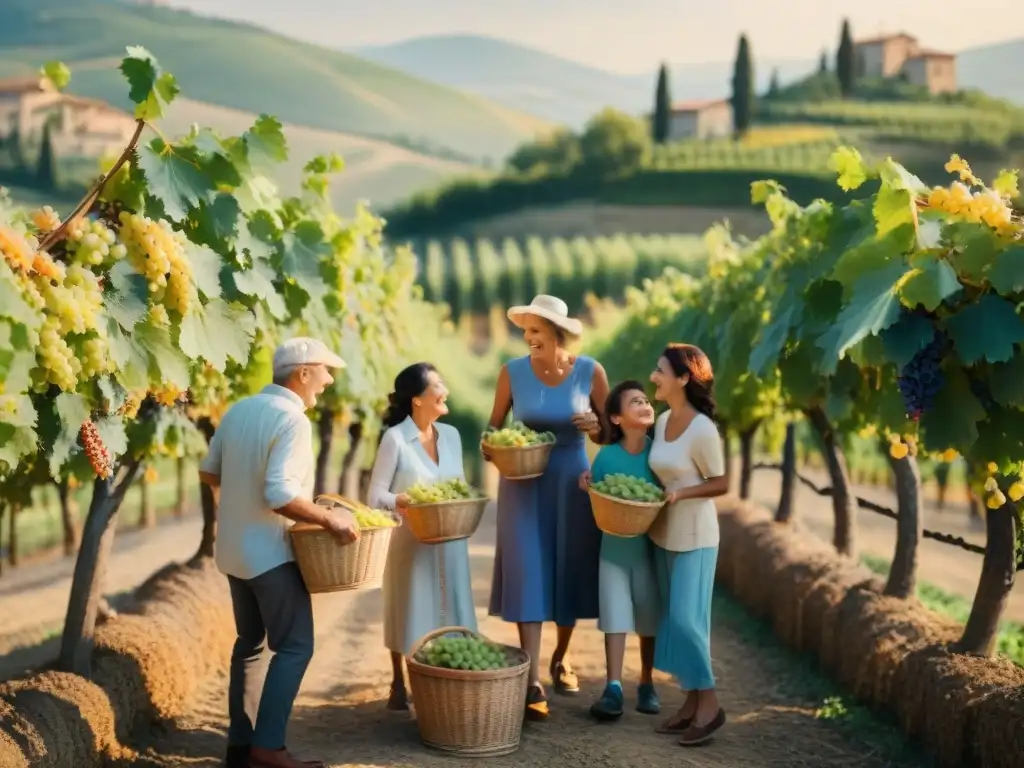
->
[802,560,873,671]
[835,592,961,708]
[972,684,1024,768]
[729,519,782,615]
[898,646,1024,767]
[770,548,841,651]
[0,558,235,767]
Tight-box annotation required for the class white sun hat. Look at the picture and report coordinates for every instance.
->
[272,337,346,377]
[507,295,583,337]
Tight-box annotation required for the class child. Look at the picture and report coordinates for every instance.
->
[580,380,662,721]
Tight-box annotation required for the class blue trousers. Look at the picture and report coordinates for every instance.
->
[653,545,718,690]
[227,562,314,750]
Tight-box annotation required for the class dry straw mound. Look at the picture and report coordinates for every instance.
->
[715,496,1024,767]
[0,558,234,767]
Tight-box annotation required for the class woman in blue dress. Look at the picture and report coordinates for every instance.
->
[485,294,609,720]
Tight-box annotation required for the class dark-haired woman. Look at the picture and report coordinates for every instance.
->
[368,362,477,711]
[648,344,729,747]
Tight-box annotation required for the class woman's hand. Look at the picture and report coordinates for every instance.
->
[578,470,592,491]
[571,411,600,436]
[394,493,412,515]
[480,443,493,463]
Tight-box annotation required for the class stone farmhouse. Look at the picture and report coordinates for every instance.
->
[853,32,957,94]
[0,76,137,164]
[665,99,733,141]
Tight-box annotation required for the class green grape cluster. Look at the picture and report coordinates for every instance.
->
[406,478,480,504]
[482,421,555,448]
[415,634,511,671]
[353,507,397,529]
[591,473,665,503]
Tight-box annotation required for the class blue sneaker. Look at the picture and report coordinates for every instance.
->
[637,682,661,715]
[589,682,624,721]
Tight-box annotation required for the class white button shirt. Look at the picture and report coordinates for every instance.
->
[200,384,314,580]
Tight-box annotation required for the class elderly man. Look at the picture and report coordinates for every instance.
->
[199,337,359,768]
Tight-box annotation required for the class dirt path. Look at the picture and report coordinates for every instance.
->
[130,504,923,768]
[746,465,1024,623]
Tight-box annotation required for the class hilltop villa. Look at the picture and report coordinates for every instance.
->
[0,76,137,164]
[853,33,957,94]
[665,99,734,141]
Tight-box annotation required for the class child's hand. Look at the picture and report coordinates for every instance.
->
[578,471,592,491]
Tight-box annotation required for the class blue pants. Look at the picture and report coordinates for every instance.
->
[227,562,314,750]
[653,545,717,690]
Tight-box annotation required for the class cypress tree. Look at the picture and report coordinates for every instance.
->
[652,63,671,144]
[819,50,828,73]
[837,19,855,97]
[37,121,57,189]
[730,34,753,137]
[767,68,780,97]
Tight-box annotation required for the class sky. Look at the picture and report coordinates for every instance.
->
[167,0,1023,73]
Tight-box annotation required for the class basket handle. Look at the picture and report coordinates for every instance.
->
[408,625,480,657]
[312,494,403,529]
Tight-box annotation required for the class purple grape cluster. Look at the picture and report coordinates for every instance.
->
[897,333,945,421]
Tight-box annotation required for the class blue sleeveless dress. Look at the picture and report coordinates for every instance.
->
[488,354,602,626]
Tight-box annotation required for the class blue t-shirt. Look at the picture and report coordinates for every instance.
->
[592,439,658,486]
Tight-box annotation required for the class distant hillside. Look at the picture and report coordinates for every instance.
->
[356,33,1024,126]
[0,0,552,161]
[958,38,1024,104]
[355,34,818,125]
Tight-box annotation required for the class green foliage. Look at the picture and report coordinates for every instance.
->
[0,50,418,506]
[652,64,671,145]
[578,108,652,179]
[411,234,708,320]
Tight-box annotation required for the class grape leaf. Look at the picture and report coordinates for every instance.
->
[120,47,179,120]
[898,255,962,311]
[986,244,1024,296]
[243,115,288,172]
[137,141,215,221]
[134,322,191,389]
[920,366,984,453]
[816,261,906,374]
[280,222,329,300]
[0,424,37,472]
[0,266,40,328]
[104,260,149,330]
[988,354,1024,408]
[944,294,1024,365]
[178,298,256,371]
[193,194,241,244]
[49,392,90,477]
[104,317,151,391]
[972,407,1024,468]
[232,256,287,319]
[749,299,799,375]
[873,183,915,238]
[880,311,935,368]
[41,61,71,91]
[992,170,1019,199]
[0,345,36,397]
[778,343,823,405]
[945,222,999,284]
[183,242,223,299]
[827,146,869,191]
[94,416,128,462]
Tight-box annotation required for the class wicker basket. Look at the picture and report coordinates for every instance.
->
[405,497,489,544]
[406,626,530,757]
[482,441,553,480]
[289,494,399,593]
[588,486,665,538]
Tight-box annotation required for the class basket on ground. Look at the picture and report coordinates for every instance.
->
[483,441,553,480]
[405,497,489,544]
[588,486,665,537]
[406,626,530,757]
[289,494,399,593]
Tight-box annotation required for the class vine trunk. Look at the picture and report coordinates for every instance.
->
[883,446,922,599]
[806,405,857,557]
[775,421,797,523]
[738,421,761,500]
[956,500,1017,656]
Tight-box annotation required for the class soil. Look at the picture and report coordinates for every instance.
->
[124,505,924,768]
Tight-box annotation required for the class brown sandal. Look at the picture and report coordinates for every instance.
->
[550,660,580,695]
[525,684,550,721]
[678,708,726,746]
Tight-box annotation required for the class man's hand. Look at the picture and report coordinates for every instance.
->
[323,507,360,544]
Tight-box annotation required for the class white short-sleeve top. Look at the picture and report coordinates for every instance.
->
[647,410,726,552]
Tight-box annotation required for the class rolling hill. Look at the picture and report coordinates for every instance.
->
[356,34,1024,127]
[0,0,552,162]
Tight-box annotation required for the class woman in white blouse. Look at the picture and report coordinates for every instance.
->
[647,343,729,747]
[368,362,477,711]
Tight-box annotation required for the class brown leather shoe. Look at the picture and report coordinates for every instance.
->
[678,708,726,746]
[549,660,580,695]
[248,747,326,768]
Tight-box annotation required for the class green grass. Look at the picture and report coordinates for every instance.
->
[0,0,551,162]
[714,591,931,765]
[860,554,1024,667]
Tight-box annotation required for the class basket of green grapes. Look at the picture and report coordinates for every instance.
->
[289,495,399,593]
[404,479,490,544]
[481,422,556,480]
[406,625,530,757]
[588,473,667,537]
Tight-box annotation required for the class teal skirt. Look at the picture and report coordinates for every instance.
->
[652,545,718,690]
